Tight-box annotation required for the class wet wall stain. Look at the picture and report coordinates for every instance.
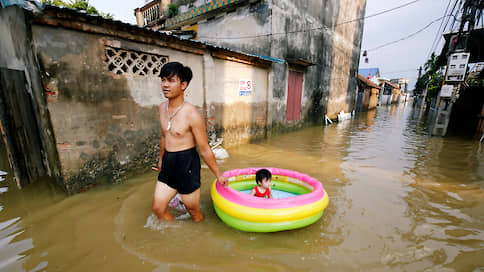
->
[345,4,365,111]
[34,26,162,193]
[249,1,270,26]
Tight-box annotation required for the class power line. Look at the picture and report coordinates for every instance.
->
[427,0,454,58]
[441,0,460,34]
[198,0,424,40]
[381,68,420,75]
[448,0,462,32]
[336,0,423,26]
[367,15,448,52]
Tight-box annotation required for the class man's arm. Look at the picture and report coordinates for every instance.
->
[158,104,165,170]
[158,134,165,169]
[190,109,228,186]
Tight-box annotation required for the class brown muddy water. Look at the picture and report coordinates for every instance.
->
[0,103,483,271]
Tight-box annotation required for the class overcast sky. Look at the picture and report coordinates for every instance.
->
[90,0,453,89]
[359,0,451,88]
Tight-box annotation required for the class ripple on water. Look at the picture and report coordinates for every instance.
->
[0,217,34,271]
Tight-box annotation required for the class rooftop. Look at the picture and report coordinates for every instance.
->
[3,0,283,67]
[358,67,380,78]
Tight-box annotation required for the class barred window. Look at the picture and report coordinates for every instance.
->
[104,46,169,77]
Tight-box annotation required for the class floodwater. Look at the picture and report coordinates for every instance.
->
[0,103,483,271]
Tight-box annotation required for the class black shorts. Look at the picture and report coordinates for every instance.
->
[157,147,201,194]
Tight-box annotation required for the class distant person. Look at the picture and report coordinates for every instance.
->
[152,61,228,222]
[250,169,273,199]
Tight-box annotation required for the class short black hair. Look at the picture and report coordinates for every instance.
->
[256,169,272,184]
[160,62,193,86]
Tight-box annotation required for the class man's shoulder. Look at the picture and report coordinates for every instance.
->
[184,102,202,115]
[184,102,204,124]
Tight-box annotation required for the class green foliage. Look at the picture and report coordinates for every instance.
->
[41,0,113,19]
[168,4,178,18]
[413,53,444,102]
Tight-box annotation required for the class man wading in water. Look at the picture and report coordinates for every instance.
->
[152,62,228,222]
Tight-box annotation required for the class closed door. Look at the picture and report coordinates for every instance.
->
[286,71,303,121]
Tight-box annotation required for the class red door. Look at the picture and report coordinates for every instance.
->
[286,71,303,121]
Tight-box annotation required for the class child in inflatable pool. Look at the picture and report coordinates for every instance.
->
[250,169,273,199]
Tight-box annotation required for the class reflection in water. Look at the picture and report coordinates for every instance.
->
[0,103,483,271]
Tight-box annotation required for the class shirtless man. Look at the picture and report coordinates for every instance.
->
[152,62,228,222]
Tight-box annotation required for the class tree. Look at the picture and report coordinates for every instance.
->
[168,4,178,18]
[41,0,113,19]
[413,53,444,103]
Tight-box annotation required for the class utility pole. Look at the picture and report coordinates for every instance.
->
[431,0,483,136]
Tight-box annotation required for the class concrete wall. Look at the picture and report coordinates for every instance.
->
[195,0,366,126]
[368,88,379,110]
[362,88,370,110]
[204,55,269,146]
[327,0,366,119]
[391,88,401,104]
[26,14,270,192]
[29,22,269,192]
[33,25,202,191]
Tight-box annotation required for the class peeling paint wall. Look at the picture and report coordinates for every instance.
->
[327,0,366,119]
[204,55,269,146]
[195,0,366,124]
[33,25,206,192]
[28,18,269,193]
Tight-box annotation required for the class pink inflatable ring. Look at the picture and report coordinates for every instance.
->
[211,167,329,232]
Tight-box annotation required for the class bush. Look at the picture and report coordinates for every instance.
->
[168,4,178,18]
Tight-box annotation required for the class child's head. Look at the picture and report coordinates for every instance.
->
[256,169,272,186]
[160,62,193,89]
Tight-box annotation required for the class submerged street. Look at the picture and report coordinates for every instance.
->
[0,102,483,271]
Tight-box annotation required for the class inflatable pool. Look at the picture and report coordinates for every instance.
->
[211,167,329,232]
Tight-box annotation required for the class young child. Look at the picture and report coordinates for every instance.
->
[250,169,273,199]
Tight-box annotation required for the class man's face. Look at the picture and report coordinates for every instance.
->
[161,74,187,99]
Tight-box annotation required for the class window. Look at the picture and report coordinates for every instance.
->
[104,46,169,77]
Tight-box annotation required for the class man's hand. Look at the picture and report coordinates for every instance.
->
[217,175,229,187]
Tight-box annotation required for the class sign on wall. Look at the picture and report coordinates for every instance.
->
[445,52,470,82]
[239,79,252,96]
[440,84,455,97]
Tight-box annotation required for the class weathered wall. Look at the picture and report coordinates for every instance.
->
[33,24,209,192]
[0,6,62,188]
[269,0,339,126]
[195,0,366,126]
[197,1,272,56]
[204,55,269,146]
[327,0,366,119]
[28,16,269,192]
[369,88,379,110]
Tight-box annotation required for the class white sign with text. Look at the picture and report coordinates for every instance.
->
[239,79,253,96]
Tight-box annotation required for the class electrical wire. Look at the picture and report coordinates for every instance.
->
[380,68,420,75]
[336,0,423,26]
[448,0,462,32]
[427,0,454,58]
[367,16,448,51]
[198,0,424,40]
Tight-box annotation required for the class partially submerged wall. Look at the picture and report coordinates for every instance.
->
[0,5,271,193]
[326,0,366,119]
[195,0,366,126]
[0,6,62,189]
[32,23,269,192]
[204,56,269,146]
[33,25,207,192]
